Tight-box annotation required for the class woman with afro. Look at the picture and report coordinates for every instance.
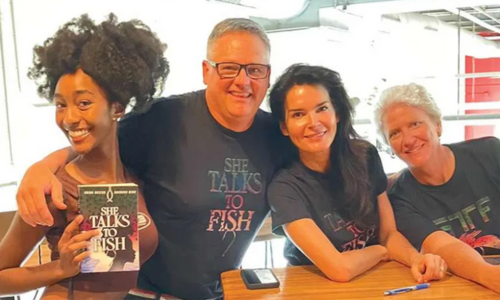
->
[0,13,169,299]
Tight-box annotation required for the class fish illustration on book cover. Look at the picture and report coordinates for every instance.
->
[78,183,139,273]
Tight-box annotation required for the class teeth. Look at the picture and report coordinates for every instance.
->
[231,92,250,97]
[306,132,325,138]
[68,129,89,138]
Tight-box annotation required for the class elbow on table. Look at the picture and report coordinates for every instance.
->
[323,264,354,283]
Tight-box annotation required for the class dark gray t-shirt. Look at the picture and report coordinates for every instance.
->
[268,143,387,265]
[118,90,275,300]
[389,137,500,255]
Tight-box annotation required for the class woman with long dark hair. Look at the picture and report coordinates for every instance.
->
[268,64,446,282]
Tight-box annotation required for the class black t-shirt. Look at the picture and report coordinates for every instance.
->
[268,143,388,265]
[389,137,500,255]
[118,90,275,300]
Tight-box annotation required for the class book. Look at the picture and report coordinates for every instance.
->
[78,183,139,273]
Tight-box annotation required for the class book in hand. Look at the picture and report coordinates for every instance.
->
[78,183,139,273]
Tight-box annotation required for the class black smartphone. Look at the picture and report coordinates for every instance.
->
[485,257,500,265]
[241,268,280,290]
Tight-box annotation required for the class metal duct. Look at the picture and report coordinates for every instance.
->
[240,0,500,32]
[212,0,310,19]
[212,0,254,8]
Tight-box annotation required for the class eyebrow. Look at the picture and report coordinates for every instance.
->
[388,128,400,135]
[53,89,95,100]
[287,101,329,113]
[53,93,64,100]
[74,89,95,96]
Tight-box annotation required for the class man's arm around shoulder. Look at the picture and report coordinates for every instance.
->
[16,147,75,227]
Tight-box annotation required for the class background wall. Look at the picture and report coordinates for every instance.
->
[0,0,499,211]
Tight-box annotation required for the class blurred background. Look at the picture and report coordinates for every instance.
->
[0,0,499,298]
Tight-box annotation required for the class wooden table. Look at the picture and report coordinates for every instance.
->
[222,261,500,299]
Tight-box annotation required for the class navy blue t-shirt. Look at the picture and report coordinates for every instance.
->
[118,90,276,299]
[389,137,500,255]
[268,143,387,265]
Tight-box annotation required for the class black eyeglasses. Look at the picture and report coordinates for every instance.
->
[207,60,270,79]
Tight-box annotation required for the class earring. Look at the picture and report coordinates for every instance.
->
[112,117,118,122]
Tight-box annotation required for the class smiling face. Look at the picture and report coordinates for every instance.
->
[281,84,338,158]
[54,69,122,155]
[382,103,442,169]
[202,31,270,128]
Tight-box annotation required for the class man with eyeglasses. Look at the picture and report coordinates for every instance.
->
[15,18,278,300]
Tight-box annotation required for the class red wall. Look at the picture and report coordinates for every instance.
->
[464,56,500,140]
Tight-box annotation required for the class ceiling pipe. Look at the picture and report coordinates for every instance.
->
[249,0,341,32]
[212,0,311,20]
[211,0,257,9]
[396,12,500,57]
[345,0,500,15]
[471,6,500,26]
[445,7,500,34]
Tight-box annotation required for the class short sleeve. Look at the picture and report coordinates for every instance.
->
[118,102,160,178]
[389,192,441,250]
[267,173,312,236]
[483,137,500,170]
[367,144,388,196]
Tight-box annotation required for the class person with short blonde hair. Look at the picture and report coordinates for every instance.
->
[374,83,442,142]
[375,83,500,294]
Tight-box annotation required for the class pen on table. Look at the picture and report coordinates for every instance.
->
[384,283,430,296]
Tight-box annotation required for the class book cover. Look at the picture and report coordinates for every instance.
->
[78,183,139,273]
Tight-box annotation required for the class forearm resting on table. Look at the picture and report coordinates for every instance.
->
[382,231,420,267]
[329,246,387,282]
[285,219,387,282]
[0,261,67,296]
[423,231,500,292]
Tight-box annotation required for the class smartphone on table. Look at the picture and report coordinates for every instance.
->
[241,268,280,290]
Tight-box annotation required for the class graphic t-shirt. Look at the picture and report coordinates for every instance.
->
[44,166,158,294]
[118,90,276,300]
[389,137,500,255]
[268,143,387,265]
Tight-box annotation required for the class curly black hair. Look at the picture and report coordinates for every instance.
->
[28,13,169,110]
